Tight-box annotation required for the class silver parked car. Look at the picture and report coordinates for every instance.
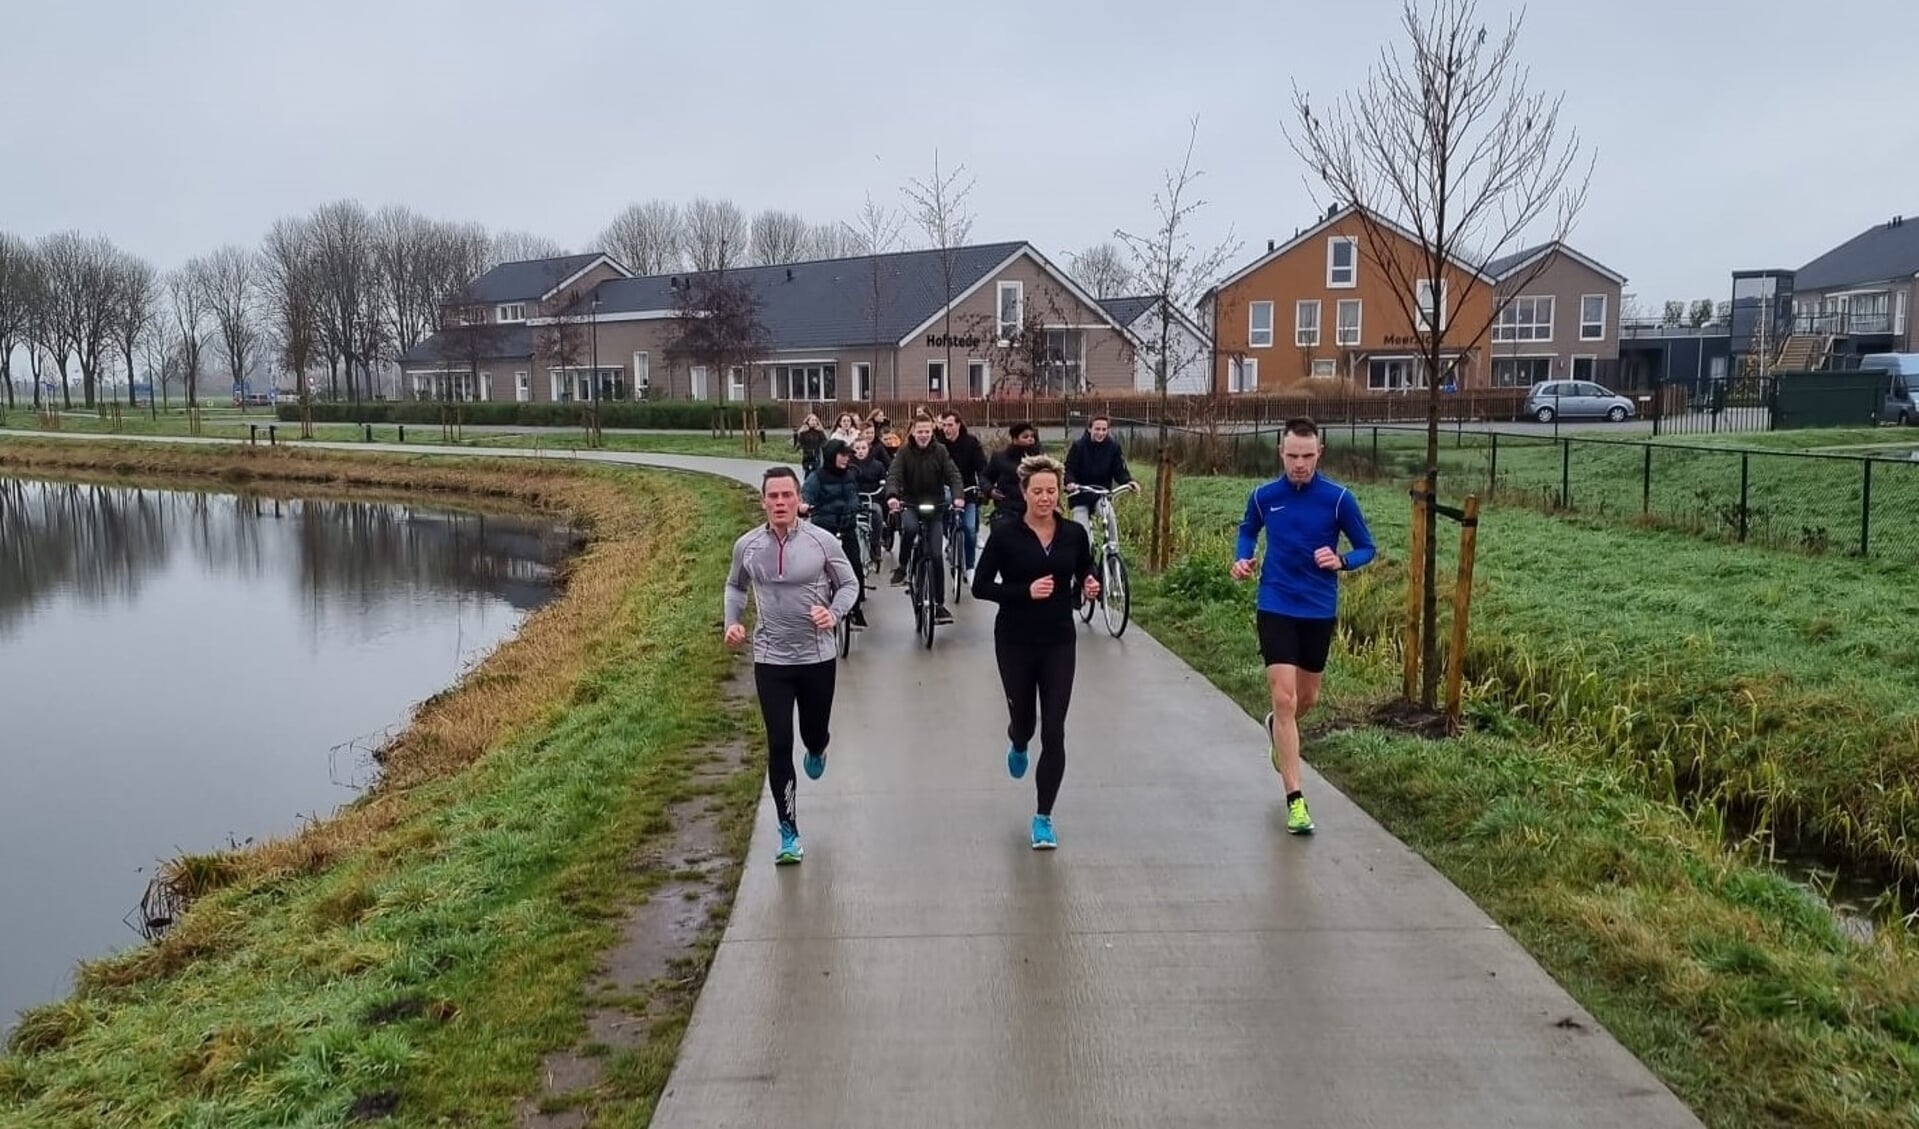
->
[1525,380,1636,423]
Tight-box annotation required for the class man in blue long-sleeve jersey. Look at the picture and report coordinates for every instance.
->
[1231,417,1376,834]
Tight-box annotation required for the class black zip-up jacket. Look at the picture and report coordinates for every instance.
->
[971,515,1095,646]
[849,453,887,495]
[884,437,963,506]
[1064,432,1133,509]
[986,441,1045,517]
[935,426,989,493]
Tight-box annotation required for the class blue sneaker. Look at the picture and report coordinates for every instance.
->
[803,750,825,781]
[1007,743,1029,780]
[1030,814,1057,850]
[775,822,803,865]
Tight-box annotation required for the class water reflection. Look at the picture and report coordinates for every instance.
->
[0,476,572,1033]
[0,479,571,641]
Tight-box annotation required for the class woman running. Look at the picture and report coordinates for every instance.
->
[969,453,1099,849]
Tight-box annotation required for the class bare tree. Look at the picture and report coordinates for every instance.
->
[1068,242,1137,299]
[139,322,183,410]
[1689,298,1715,327]
[667,269,771,407]
[0,234,30,411]
[1285,0,1590,710]
[806,222,862,261]
[750,209,813,266]
[1115,118,1243,567]
[37,233,122,410]
[309,200,381,401]
[166,263,212,409]
[22,248,65,409]
[261,217,322,404]
[111,253,157,413]
[684,198,748,272]
[960,285,1083,397]
[846,192,908,399]
[487,230,566,267]
[197,245,260,404]
[536,289,590,404]
[598,200,684,274]
[1661,299,1685,326]
[902,150,976,397]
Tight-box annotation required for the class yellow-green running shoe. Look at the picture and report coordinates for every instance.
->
[1286,795,1315,835]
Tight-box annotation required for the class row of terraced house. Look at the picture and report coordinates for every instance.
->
[396,204,1640,410]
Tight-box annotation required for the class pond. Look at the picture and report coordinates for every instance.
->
[0,477,575,1033]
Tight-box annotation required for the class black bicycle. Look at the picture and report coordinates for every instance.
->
[944,486,978,607]
[900,501,941,648]
[857,488,886,577]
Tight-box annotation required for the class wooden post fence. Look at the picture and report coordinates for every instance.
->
[1402,477,1428,702]
[1443,494,1482,731]
[1404,479,1484,731]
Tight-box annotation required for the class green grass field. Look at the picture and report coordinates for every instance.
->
[1124,470,1919,1126]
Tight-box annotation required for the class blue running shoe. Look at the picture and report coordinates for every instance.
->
[1030,814,1057,850]
[775,822,803,865]
[1007,743,1029,780]
[803,750,825,781]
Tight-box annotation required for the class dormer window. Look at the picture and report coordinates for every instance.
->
[497,303,526,323]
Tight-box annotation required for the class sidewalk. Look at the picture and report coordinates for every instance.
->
[3,432,1703,1126]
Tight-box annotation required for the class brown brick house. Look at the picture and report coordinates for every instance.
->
[1199,205,1498,396]
[1483,242,1627,388]
[400,243,1137,408]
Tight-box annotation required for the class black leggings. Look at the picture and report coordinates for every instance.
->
[994,639,1076,815]
[754,660,836,831]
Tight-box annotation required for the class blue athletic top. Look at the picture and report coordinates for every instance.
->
[1234,472,1377,619]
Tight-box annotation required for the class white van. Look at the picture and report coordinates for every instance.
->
[1864,354,1919,424]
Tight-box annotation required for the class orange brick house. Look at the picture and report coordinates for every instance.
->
[1199,204,1498,396]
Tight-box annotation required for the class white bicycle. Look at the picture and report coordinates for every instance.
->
[1069,482,1137,638]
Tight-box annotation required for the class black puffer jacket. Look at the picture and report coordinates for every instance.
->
[935,425,989,493]
[987,440,1046,517]
[802,439,861,532]
[1064,431,1133,508]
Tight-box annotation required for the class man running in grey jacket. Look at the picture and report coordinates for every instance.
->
[725,466,859,865]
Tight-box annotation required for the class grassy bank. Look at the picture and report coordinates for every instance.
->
[1128,471,1919,1126]
[0,440,763,1126]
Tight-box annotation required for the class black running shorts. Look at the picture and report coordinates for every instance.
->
[1257,612,1336,673]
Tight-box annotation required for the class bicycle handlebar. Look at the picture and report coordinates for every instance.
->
[1068,482,1141,498]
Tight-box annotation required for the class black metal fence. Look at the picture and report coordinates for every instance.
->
[1320,426,1919,563]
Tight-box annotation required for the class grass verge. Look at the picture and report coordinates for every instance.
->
[0,439,763,1127]
[1130,469,1919,1127]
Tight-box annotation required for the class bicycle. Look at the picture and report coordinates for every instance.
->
[899,501,942,648]
[857,488,886,577]
[945,486,979,607]
[1069,482,1138,638]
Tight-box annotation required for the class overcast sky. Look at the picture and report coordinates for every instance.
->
[5,0,1917,309]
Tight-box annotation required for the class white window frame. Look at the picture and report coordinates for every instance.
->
[514,371,530,403]
[1493,295,1555,343]
[690,365,709,400]
[1580,294,1607,340]
[549,370,568,401]
[927,358,947,397]
[1228,356,1258,393]
[1367,356,1429,393]
[967,359,989,398]
[852,361,871,401]
[496,303,526,323]
[1310,358,1337,379]
[1248,301,1274,348]
[1415,279,1448,333]
[996,281,1023,341]
[1335,298,1362,346]
[479,371,493,402]
[1326,237,1357,288]
[1490,355,1555,388]
[632,351,650,399]
[1294,300,1320,347]
[727,366,745,401]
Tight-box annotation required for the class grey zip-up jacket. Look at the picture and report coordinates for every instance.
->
[725,521,858,665]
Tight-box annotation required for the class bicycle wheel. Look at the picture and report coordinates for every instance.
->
[1102,550,1131,638]
[1078,546,1099,624]
[918,554,937,649]
[837,608,853,657]
[947,523,965,605]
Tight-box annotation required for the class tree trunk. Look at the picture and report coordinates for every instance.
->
[1420,349,1441,709]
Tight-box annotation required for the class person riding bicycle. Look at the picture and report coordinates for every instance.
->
[935,410,989,577]
[985,421,1043,526]
[849,434,891,558]
[1063,414,1135,528]
[884,414,964,625]
[801,438,868,630]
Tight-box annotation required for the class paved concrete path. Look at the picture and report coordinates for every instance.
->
[5,432,1702,1126]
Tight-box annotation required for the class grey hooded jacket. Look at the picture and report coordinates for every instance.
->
[724,521,858,665]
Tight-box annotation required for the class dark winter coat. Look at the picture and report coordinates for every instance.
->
[884,436,964,506]
[1064,431,1133,509]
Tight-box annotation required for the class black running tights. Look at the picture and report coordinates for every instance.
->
[994,639,1076,816]
[754,660,837,830]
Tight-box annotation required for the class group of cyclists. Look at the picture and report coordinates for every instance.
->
[724,411,1373,862]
